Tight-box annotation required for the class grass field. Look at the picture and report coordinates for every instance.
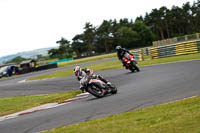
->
[0,91,81,116]
[43,96,200,133]
[28,53,200,81]
[58,53,117,68]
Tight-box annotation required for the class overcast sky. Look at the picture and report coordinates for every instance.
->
[0,0,195,57]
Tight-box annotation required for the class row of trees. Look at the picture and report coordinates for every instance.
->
[49,20,155,59]
[49,0,199,59]
[5,56,28,64]
[5,55,49,64]
[137,0,200,40]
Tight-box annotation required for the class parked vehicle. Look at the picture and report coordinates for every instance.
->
[80,72,117,98]
[0,66,13,78]
[123,53,140,72]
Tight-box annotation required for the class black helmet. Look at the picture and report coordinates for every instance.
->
[116,46,122,50]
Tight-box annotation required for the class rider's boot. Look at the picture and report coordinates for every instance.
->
[80,87,86,93]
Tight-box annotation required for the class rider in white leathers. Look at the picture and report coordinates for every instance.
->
[73,66,111,92]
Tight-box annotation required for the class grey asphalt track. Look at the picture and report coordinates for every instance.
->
[0,60,200,133]
[0,57,117,98]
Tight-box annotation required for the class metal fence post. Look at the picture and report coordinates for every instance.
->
[196,33,200,40]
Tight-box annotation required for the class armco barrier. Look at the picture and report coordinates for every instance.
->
[151,40,200,59]
[49,58,73,64]
[157,45,176,58]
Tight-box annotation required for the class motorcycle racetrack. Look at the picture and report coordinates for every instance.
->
[0,59,200,133]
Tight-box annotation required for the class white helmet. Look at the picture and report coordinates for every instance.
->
[74,66,82,77]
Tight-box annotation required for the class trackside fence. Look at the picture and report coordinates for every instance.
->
[153,33,200,47]
[150,40,200,59]
[48,58,73,64]
[132,50,143,61]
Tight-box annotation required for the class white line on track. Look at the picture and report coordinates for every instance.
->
[17,77,53,83]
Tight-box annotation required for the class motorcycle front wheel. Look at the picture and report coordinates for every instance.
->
[109,84,117,94]
[131,61,140,72]
[87,84,105,98]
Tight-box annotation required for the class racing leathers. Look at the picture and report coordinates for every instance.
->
[117,48,133,68]
[77,68,111,93]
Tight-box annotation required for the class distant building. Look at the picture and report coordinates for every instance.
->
[20,59,36,70]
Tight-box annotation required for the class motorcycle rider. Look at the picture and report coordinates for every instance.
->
[116,46,133,69]
[73,66,111,93]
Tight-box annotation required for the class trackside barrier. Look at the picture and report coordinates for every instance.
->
[36,63,58,71]
[132,50,143,61]
[175,41,198,56]
[153,33,200,47]
[150,47,159,59]
[158,44,176,58]
[197,40,200,52]
[151,40,200,59]
[18,64,58,74]
[49,58,73,64]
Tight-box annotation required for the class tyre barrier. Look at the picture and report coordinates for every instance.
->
[132,50,143,61]
[175,41,198,56]
[150,47,159,59]
[151,40,200,59]
[157,45,176,58]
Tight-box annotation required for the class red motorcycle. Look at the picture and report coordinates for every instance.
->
[123,53,140,72]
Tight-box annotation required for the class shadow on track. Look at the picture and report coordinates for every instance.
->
[85,93,117,101]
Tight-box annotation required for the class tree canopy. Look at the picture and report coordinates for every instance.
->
[137,0,200,39]
[49,0,199,59]
[5,56,28,64]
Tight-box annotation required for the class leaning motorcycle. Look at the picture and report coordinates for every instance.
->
[123,53,140,72]
[80,75,117,98]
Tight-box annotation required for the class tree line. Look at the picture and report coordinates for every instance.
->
[49,19,155,59]
[48,0,200,59]
[6,0,199,64]
[137,0,200,40]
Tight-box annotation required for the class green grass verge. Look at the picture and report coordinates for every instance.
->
[0,91,81,116]
[58,53,117,68]
[43,96,200,133]
[140,53,200,66]
[28,53,200,81]
[27,60,122,81]
[57,49,142,68]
